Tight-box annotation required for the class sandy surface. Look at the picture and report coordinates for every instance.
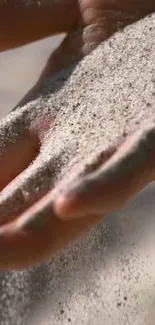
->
[0,13,155,325]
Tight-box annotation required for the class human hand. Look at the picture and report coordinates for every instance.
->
[11,0,155,107]
[0,0,154,271]
[0,113,155,271]
[54,125,155,220]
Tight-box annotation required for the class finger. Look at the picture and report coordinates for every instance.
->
[0,191,104,270]
[54,125,155,220]
[0,139,60,226]
[0,107,55,226]
[0,0,79,51]
[0,109,39,191]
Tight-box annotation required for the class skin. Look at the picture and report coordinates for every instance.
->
[0,0,154,270]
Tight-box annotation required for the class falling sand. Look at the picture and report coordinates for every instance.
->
[0,12,155,325]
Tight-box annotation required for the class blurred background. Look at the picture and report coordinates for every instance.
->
[0,34,65,118]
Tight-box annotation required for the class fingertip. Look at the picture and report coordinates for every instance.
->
[53,194,75,220]
[54,191,91,221]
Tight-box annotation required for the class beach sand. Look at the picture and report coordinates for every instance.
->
[0,12,155,325]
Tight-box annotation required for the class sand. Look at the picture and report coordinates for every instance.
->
[0,12,154,220]
[0,12,155,325]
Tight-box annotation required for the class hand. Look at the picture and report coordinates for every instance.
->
[0,0,154,271]
[5,0,154,107]
[54,125,155,220]
[0,104,106,270]
[0,115,155,271]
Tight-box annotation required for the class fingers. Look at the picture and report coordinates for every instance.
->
[0,148,56,225]
[0,0,79,50]
[0,105,56,227]
[0,192,103,270]
[0,110,39,192]
[54,125,155,220]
